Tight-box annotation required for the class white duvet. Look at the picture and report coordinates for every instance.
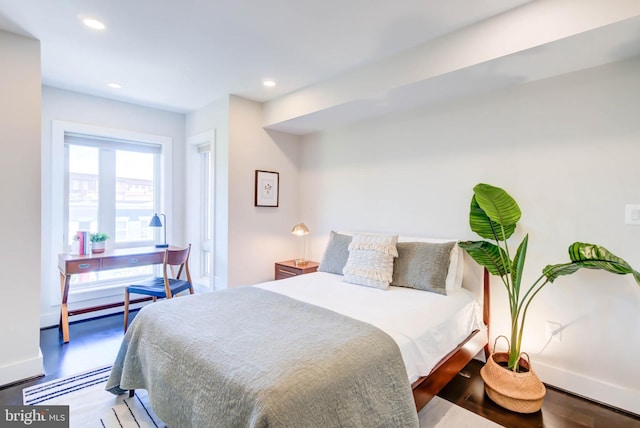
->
[257,271,484,383]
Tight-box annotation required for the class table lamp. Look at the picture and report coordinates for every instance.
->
[291,223,309,266]
[149,213,168,248]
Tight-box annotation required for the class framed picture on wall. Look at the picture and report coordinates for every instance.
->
[255,170,279,207]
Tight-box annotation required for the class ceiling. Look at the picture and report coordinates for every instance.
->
[0,0,533,113]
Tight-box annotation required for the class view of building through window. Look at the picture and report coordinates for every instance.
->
[67,145,98,242]
[115,150,155,243]
[67,146,156,245]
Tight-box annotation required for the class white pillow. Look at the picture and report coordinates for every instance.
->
[343,233,398,290]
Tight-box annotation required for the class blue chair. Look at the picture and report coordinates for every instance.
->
[124,244,193,332]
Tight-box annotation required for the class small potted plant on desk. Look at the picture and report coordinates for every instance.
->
[90,232,110,253]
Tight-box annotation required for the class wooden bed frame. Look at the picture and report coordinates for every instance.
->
[411,268,490,411]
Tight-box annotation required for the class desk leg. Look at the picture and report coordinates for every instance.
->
[59,272,71,343]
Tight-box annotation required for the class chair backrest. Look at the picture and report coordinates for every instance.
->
[162,244,192,297]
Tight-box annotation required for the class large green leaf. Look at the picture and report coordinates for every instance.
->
[543,242,640,285]
[459,240,511,277]
[471,184,521,241]
[469,196,517,241]
[511,234,528,296]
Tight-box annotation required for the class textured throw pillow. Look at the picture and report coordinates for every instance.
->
[318,231,353,275]
[391,241,456,295]
[398,237,463,292]
[343,233,398,290]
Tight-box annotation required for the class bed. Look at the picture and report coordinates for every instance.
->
[106,232,489,427]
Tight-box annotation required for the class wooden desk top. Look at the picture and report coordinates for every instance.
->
[58,246,181,275]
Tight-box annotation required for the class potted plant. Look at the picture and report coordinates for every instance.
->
[90,232,110,253]
[459,183,639,413]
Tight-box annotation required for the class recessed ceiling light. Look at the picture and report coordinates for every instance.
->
[81,17,106,30]
[107,82,122,89]
[263,79,276,87]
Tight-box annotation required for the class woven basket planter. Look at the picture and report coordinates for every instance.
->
[480,340,546,414]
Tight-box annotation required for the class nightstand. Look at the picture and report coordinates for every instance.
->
[274,260,319,280]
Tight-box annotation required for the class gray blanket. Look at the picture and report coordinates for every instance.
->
[106,287,418,428]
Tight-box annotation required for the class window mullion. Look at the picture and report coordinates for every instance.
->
[100,148,117,246]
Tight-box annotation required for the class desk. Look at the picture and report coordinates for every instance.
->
[58,246,169,343]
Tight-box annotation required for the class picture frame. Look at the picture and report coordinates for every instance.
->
[254,170,279,207]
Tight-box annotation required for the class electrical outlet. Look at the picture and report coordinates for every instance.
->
[625,204,640,225]
[545,321,562,342]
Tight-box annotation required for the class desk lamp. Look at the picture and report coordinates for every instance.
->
[149,213,168,248]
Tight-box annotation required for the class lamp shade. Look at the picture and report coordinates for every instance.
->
[149,214,163,227]
[291,223,309,236]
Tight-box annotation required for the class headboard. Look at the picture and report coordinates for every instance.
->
[460,249,486,305]
[460,249,491,335]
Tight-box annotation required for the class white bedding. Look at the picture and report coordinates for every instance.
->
[256,271,484,383]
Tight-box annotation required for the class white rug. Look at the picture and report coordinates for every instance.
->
[23,366,501,427]
[23,365,165,427]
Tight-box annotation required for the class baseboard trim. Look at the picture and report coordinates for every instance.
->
[534,361,640,416]
[0,350,44,388]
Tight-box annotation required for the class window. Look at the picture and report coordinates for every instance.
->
[64,133,162,287]
[186,130,215,291]
[199,143,213,280]
[47,121,172,307]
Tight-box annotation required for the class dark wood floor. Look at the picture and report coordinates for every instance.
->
[1,313,639,428]
[439,360,640,428]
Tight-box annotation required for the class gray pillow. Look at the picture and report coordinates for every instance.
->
[391,241,455,295]
[318,231,352,275]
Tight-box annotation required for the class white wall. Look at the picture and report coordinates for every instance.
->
[0,31,43,385]
[40,86,186,327]
[227,96,301,286]
[186,96,302,288]
[299,57,640,414]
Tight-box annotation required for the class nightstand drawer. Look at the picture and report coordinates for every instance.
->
[275,265,300,280]
[274,260,319,280]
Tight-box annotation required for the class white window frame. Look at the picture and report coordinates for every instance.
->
[186,129,215,291]
[48,121,172,304]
